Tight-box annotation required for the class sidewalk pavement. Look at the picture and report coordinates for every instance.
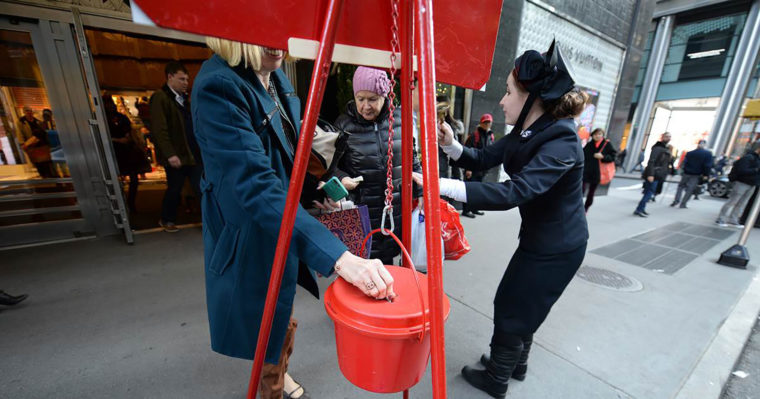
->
[1,178,759,399]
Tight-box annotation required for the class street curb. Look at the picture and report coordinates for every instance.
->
[674,266,760,399]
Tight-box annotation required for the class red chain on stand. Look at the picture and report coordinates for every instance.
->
[381,0,401,236]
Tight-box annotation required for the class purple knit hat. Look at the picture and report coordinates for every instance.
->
[352,66,391,97]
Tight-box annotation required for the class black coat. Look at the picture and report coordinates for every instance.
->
[453,113,588,335]
[645,142,672,180]
[464,127,495,179]
[108,111,151,176]
[454,114,588,255]
[582,139,617,185]
[334,101,422,262]
[682,148,713,176]
[731,152,760,186]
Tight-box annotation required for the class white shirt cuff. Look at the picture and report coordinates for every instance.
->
[441,140,464,161]
[439,178,467,202]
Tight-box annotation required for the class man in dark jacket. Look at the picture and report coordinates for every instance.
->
[150,62,203,232]
[651,133,673,201]
[671,140,712,208]
[634,132,672,217]
[461,113,494,218]
[716,142,760,227]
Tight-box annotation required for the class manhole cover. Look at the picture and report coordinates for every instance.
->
[576,266,643,292]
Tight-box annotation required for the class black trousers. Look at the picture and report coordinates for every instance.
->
[582,182,598,211]
[161,164,202,223]
[493,243,586,336]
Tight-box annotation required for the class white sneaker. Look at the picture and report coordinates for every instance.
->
[730,223,745,229]
[716,221,729,227]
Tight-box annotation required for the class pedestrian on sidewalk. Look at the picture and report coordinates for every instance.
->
[461,113,495,218]
[150,62,203,233]
[615,148,627,171]
[634,132,672,217]
[671,140,712,209]
[582,128,616,212]
[650,136,674,203]
[716,142,760,228]
[416,41,588,399]
[192,38,397,399]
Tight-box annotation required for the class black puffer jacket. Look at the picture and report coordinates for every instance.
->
[334,101,422,263]
[731,152,760,186]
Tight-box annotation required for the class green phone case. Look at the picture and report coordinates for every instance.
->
[322,176,349,201]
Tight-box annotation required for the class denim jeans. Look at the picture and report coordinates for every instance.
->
[161,164,202,223]
[636,180,659,213]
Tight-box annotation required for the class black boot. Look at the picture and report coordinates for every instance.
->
[0,291,28,306]
[462,342,523,399]
[480,334,533,381]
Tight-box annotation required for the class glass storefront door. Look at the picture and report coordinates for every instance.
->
[0,16,127,247]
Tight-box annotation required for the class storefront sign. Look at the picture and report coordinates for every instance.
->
[558,45,604,72]
[517,2,625,132]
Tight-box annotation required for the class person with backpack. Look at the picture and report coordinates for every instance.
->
[633,132,672,217]
[461,114,495,218]
[716,142,760,227]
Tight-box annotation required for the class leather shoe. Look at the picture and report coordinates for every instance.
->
[633,211,648,218]
[473,211,485,216]
[461,211,475,218]
[0,291,28,306]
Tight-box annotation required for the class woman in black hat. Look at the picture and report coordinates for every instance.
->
[415,41,589,398]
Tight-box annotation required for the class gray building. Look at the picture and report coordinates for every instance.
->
[465,0,656,148]
[624,0,760,171]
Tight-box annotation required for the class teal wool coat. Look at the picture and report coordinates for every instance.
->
[191,55,347,363]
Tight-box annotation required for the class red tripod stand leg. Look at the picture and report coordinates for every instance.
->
[400,0,415,267]
[246,0,345,397]
[415,0,448,398]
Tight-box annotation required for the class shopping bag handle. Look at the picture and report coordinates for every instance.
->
[360,228,426,342]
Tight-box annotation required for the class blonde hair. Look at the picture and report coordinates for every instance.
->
[206,37,263,71]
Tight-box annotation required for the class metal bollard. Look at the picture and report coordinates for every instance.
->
[718,187,760,268]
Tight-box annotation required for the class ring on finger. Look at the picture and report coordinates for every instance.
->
[365,281,376,290]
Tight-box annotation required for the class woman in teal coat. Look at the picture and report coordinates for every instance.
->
[191,38,396,398]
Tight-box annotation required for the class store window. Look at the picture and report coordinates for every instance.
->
[661,13,746,83]
[0,28,81,226]
[84,28,212,230]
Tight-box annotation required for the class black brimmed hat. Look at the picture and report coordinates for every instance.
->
[511,40,576,132]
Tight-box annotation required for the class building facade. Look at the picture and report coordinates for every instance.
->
[624,0,760,171]
[467,0,655,145]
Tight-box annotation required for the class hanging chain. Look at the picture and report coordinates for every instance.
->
[381,0,401,235]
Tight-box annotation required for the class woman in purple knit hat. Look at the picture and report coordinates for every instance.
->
[333,66,423,265]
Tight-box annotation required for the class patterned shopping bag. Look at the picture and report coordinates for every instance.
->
[314,205,372,258]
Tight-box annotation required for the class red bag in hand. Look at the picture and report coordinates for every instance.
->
[598,140,616,185]
[439,199,470,260]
